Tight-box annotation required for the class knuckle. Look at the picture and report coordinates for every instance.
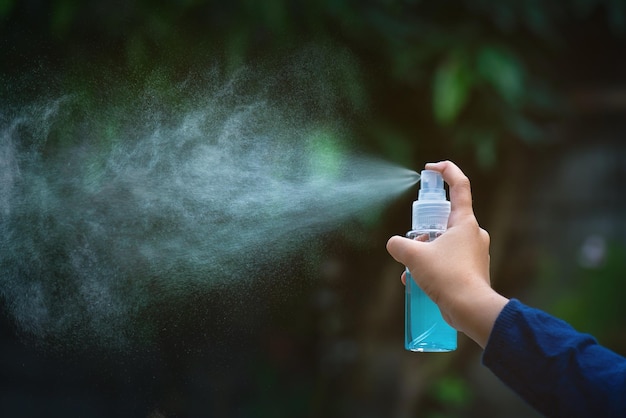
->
[479,227,490,245]
[457,175,471,191]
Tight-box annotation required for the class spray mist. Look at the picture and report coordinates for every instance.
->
[405,170,457,352]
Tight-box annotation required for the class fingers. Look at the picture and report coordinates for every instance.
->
[388,160,477,289]
[425,161,474,224]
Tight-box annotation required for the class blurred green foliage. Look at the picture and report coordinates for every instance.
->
[307,129,346,181]
[2,0,624,168]
[550,242,626,350]
[430,374,473,414]
[2,2,626,417]
[0,0,13,17]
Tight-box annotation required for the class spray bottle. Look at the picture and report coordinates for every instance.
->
[405,170,457,352]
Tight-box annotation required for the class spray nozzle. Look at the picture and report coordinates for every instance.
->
[418,170,446,201]
[411,169,450,231]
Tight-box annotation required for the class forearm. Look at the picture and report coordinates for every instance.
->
[483,299,626,417]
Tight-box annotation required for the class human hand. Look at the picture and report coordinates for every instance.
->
[386,161,508,348]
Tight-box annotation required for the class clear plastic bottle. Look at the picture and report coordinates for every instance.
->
[405,170,457,352]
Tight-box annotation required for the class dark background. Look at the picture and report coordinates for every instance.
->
[2,1,626,417]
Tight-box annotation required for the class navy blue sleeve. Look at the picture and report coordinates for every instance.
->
[482,299,626,417]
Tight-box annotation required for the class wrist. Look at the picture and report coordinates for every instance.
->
[451,285,509,349]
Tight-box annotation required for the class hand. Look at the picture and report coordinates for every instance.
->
[386,161,508,348]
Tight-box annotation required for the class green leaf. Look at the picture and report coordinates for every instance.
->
[50,0,79,37]
[476,45,524,106]
[431,375,472,407]
[371,123,415,168]
[0,0,14,17]
[432,54,472,125]
[225,26,249,75]
[474,131,497,169]
[126,34,148,72]
[510,114,543,143]
[607,0,626,34]
[307,128,344,181]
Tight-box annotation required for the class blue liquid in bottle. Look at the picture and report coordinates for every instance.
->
[405,232,457,352]
[405,271,456,351]
[404,170,457,352]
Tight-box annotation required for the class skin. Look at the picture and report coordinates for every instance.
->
[386,161,509,349]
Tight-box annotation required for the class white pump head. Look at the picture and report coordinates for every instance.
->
[412,170,450,231]
[418,169,446,200]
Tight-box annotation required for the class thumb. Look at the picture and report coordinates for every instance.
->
[386,235,427,269]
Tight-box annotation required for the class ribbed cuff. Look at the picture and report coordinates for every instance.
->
[482,298,524,366]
